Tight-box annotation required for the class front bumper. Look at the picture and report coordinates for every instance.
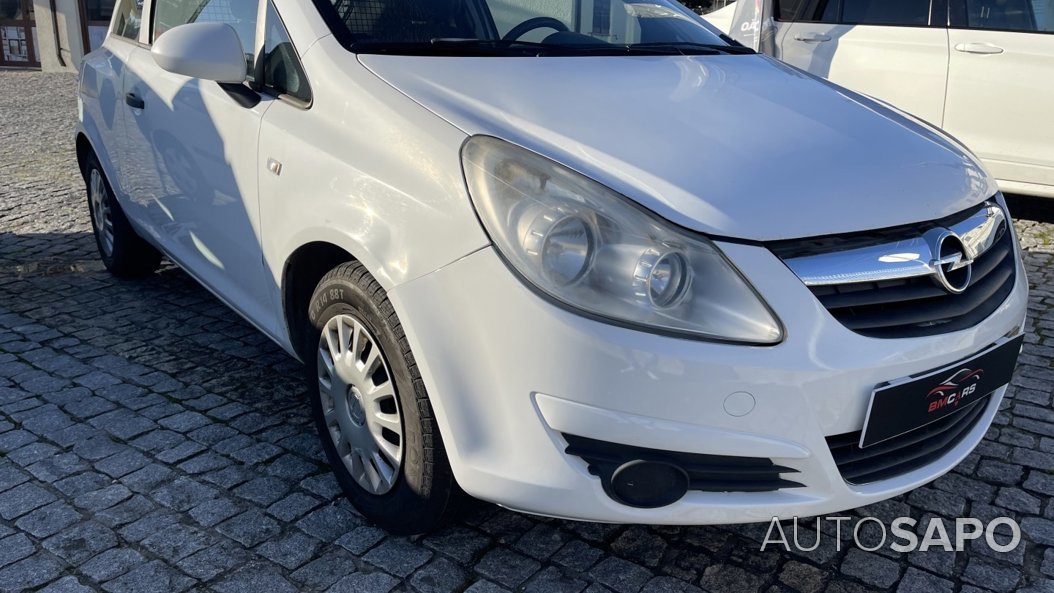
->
[387,240,1028,525]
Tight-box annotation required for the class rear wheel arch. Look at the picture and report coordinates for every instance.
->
[76,133,94,179]
[82,147,162,277]
[76,133,118,193]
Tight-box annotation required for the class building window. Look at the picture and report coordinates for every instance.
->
[0,0,25,20]
[84,0,116,25]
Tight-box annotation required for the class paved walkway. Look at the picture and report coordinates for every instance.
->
[0,70,1051,593]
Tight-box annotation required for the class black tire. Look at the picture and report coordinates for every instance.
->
[306,262,461,535]
[83,151,162,277]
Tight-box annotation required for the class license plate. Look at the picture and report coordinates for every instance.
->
[859,335,1023,449]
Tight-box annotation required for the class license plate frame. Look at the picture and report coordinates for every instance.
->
[859,335,1023,449]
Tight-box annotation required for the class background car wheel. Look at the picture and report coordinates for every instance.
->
[306,262,461,535]
[83,152,161,277]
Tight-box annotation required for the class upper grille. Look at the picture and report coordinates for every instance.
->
[563,434,803,493]
[774,201,1017,339]
[826,394,991,484]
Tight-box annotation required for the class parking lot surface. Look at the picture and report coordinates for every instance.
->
[1,70,1052,593]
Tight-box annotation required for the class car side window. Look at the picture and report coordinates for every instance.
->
[820,0,842,21]
[152,0,260,76]
[965,0,1054,32]
[841,0,931,25]
[776,0,841,23]
[776,0,810,20]
[261,1,312,104]
[112,0,143,40]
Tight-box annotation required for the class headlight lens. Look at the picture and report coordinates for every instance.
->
[462,136,782,344]
[534,214,594,286]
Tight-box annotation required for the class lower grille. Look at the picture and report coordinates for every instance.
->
[563,434,803,494]
[826,395,991,484]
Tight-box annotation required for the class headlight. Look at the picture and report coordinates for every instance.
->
[462,136,782,344]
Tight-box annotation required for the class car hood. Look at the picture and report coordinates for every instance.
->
[358,53,996,241]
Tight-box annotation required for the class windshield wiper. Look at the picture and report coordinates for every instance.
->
[629,42,755,55]
[432,38,755,56]
[351,38,551,56]
[350,38,753,57]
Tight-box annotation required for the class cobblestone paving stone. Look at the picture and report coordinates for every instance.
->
[1,70,1052,593]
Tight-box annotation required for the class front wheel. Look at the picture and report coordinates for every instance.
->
[306,262,461,534]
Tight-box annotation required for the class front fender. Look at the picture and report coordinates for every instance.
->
[259,39,490,297]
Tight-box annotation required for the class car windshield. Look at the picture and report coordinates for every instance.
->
[315,0,740,55]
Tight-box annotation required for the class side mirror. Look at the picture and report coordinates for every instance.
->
[151,22,248,84]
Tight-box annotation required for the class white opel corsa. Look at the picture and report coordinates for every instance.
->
[77,0,1028,534]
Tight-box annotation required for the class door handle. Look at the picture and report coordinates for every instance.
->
[954,42,1004,55]
[794,33,832,43]
[125,92,145,109]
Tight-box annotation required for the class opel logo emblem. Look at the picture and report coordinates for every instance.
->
[928,230,972,294]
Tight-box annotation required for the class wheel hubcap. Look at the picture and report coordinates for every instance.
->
[347,386,366,426]
[317,314,403,495]
[89,169,114,257]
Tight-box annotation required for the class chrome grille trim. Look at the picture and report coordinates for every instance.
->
[785,202,1006,287]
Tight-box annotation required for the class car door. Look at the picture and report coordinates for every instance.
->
[82,0,143,204]
[943,0,1054,197]
[120,0,281,336]
[777,0,951,126]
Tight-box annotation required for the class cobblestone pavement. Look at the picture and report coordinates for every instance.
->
[1,70,1053,593]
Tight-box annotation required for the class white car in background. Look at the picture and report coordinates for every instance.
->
[77,0,1026,534]
[707,0,1054,199]
[703,1,737,32]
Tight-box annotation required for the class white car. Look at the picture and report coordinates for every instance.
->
[708,0,1054,199]
[703,2,737,33]
[77,0,1027,534]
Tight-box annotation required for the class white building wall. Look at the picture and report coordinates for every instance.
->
[31,0,86,72]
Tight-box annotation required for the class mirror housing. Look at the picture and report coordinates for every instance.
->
[151,22,248,84]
